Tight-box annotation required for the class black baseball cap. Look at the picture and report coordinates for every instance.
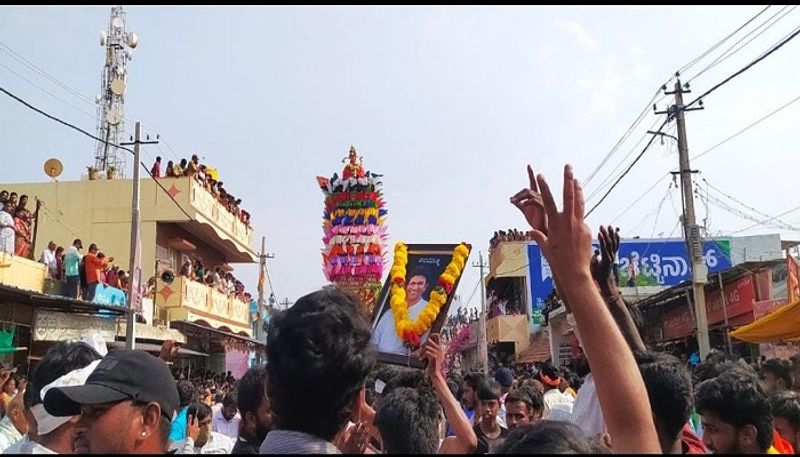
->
[43,349,179,420]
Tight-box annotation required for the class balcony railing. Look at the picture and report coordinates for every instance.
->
[186,178,254,250]
[154,276,250,336]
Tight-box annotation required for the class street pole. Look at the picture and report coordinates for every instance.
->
[474,252,488,375]
[671,79,710,360]
[120,122,158,351]
[255,237,274,364]
[30,198,42,261]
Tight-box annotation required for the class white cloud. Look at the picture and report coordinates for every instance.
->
[559,20,597,50]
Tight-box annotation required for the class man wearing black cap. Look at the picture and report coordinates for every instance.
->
[43,350,179,454]
[372,266,432,356]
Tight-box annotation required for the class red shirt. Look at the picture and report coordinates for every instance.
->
[84,253,108,284]
[681,424,707,454]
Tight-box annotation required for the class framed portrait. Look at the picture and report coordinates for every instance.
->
[370,243,472,368]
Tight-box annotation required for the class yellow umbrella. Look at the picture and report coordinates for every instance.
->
[730,299,800,343]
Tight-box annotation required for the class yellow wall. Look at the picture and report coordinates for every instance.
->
[2,177,255,279]
[488,242,528,281]
[0,253,47,292]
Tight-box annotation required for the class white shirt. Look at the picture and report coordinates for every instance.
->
[372,298,430,356]
[0,211,14,255]
[0,417,22,453]
[40,248,57,277]
[542,388,574,419]
[3,436,56,454]
[210,408,240,440]
[169,433,234,454]
[571,373,607,438]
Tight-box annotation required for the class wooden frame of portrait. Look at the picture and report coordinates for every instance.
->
[369,243,472,368]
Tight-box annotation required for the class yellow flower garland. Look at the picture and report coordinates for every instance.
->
[389,242,470,348]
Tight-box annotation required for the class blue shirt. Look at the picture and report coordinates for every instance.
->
[169,406,188,442]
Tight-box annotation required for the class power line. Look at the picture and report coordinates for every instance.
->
[609,172,671,225]
[0,85,196,222]
[0,60,96,120]
[687,5,797,83]
[678,5,773,74]
[727,203,800,235]
[585,6,774,190]
[585,117,670,217]
[702,176,800,228]
[686,24,800,109]
[692,92,800,162]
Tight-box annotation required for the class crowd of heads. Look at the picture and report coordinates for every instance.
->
[489,229,537,250]
[178,257,253,302]
[151,155,251,227]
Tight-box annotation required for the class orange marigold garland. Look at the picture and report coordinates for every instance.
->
[389,242,470,349]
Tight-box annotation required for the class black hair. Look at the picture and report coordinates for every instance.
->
[695,370,773,452]
[635,350,693,449]
[222,391,238,408]
[494,420,591,453]
[762,358,794,389]
[237,366,267,416]
[771,390,800,432]
[505,387,541,416]
[177,380,196,407]
[266,286,375,441]
[463,372,485,392]
[187,402,213,422]
[407,266,431,284]
[25,341,102,409]
[374,387,440,454]
[476,379,502,402]
[383,367,432,398]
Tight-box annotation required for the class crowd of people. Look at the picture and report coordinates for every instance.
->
[1,162,799,455]
[489,229,537,250]
[178,257,252,303]
[150,155,252,228]
[0,190,36,258]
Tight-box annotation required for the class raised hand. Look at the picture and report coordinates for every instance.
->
[590,225,620,293]
[421,334,444,380]
[335,421,369,454]
[187,414,200,442]
[510,165,548,235]
[528,165,593,282]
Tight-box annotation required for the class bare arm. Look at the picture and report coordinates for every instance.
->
[592,225,646,353]
[517,165,660,454]
[421,334,477,454]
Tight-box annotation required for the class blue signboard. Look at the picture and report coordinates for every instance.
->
[526,238,732,312]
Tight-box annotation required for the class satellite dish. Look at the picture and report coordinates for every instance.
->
[110,77,127,96]
[99,30,107,46]
[44,158,63,179]
[127,32,138,49]
[105,109,122,125]
[112,17,124,29]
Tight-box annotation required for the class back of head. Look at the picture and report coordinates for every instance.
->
[538,362,560,389]
[762,358,793,390]
[383,367,432,398]
[177,380,196,408]
[695,370,773,452]
[266,287,375,441]
[237,366,267,416]
[463,372,485,392]
[26,341,102,409]
[494,421,591,454]
[374,387,440,454]
[635,350,693,445]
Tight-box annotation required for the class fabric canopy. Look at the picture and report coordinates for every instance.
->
[730,299,800,343]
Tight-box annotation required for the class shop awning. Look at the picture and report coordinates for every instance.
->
[730,299,800,343]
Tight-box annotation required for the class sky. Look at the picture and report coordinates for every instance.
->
[1,6,799,310]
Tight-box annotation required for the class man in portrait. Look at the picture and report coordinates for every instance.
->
[372,265,434,356]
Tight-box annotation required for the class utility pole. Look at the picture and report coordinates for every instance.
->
[120,122,158,350]
[255,237,274,364]
[657,77,709,359]
[280,298,292,310]
[473,252,488,375]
